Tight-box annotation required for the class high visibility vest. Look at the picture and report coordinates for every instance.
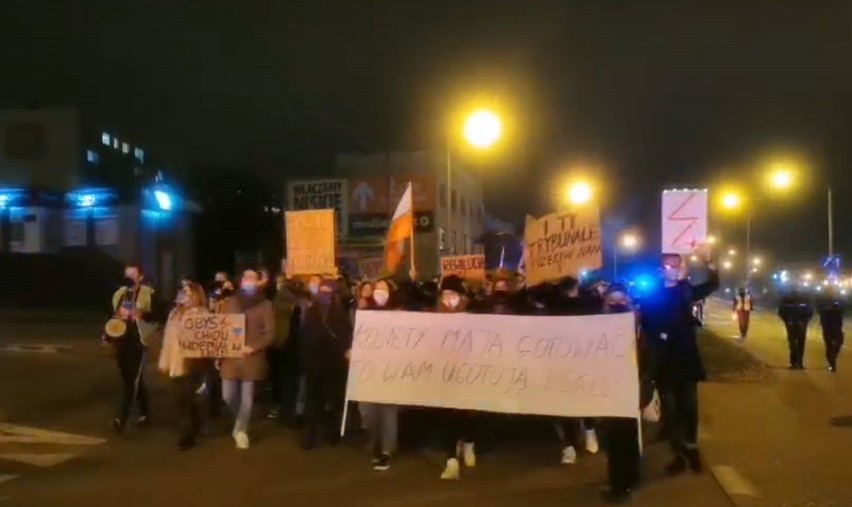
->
[735,294,752,312]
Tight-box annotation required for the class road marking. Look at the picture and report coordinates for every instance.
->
[0,475,17,485]
[0,453,76,467]
[712,465,759,497]
[0,423,105,445]
[0,344,69,354]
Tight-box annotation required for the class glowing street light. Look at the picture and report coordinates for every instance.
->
[722,260,733,270]
[613,231,642,279]
[728,249,737,256]
[721,192,742,210]
[769,168,794,190]
[566,181,594,206]
[463,109,502,149]
[752,257,762,266]
[707,234,718,245]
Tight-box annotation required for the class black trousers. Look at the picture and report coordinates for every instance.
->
[303,363,347,444]
[604,418,641,491]
[823,330,844,369]
[115,342,148,423]
[441,409,480,459]
[267,347,300,417]
[553,417,596,448]
[786,323,808,367]
[658,381,698,456]
[174,375,202,441]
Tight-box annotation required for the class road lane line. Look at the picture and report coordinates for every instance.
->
[0,453,76,467]
[0,423,105,446]
[711,465,759,497]
[0,475,16,485]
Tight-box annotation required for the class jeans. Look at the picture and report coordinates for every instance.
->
[786,322,808,367]
[658,381,698,456]
[553,418,596,448]
[359,403,399,455]
[222,380,255,435]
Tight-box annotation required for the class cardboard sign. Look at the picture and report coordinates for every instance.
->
[661,189,708,254]
[287,179,348,236]
[285,209,336,275]
[524,208,603,287]
[177,313,245,358]
[441,254,486,281]
[346,311,639,418]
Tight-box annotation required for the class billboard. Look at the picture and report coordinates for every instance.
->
[347,174,435,236]
[286,179,348,236]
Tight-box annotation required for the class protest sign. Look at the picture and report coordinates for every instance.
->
[286,179,348,235]
[285,209,336,276]
[440,254,486,281]
[661,189,708,254]
[346,311,638,418]
[524,208,602,287]
[177,313,245,358]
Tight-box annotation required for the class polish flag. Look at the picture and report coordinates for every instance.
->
[384,182,414,273]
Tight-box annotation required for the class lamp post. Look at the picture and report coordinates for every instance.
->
[446,109,502,254]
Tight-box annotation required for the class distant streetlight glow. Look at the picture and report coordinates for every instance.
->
[752,257,762,266]
[770,168,794,190]
[721,192,742,210]
[707,235,718,245]
[722,260,733,270]
[728,249,737,256]
[621,233,640,250]
[464,110,502,149]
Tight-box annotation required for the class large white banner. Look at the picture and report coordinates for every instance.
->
[661,189,708,254]
[346,311,639,418]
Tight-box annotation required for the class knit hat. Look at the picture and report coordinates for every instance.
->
[440,275,465,295]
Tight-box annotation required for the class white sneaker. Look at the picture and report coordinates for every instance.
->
[585,429,599,454]
[234,431,250,450]
[196,382,208,396]
[561,445,577,465]
[440,458,460,480]
[462,442,476,468]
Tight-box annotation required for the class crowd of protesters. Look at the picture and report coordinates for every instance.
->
[104,246,767,504]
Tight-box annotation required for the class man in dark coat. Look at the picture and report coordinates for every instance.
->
[300,279,353,449]
[778,289,814,370]
[640,249,719,475]
[817,287,845,372]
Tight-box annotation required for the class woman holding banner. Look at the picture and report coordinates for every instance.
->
[219,270,275,450]
[357,278,401,471]
[159,283,209,450]
[437,275,479,481]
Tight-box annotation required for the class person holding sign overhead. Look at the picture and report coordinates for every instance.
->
[640,246,718,477]
[219,270,275,450]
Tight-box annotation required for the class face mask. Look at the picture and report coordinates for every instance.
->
[309,285,319,295]
[175,293,188,306]
[318,292,333,305]
[214,280,224,290]
[124,276,136,289]
[442,294,460,309]
[494,289,509,300]
[242,282,258,294]
[373,290,389,307]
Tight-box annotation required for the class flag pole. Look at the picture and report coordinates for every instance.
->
[407,182,416,281]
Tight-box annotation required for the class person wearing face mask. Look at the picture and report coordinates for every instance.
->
[356,278,400,471]
[436,276,479,481]
[218,270,275,449]
[159,283,209,450]
[599,286,643,504]
[301,279,353,449]
[106,264,160,433]
[266,272,297,420]
[640,248,718,477]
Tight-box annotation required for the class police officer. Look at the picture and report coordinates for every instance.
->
[817,287,845,372]
[733,287,753,339]
[778,289,813,370]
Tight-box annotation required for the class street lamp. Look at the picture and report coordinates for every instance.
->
[720,190,752,285]
[446,109,503,254]
[752,257,762,267]
[566,180,594,207]
[613,231,640,280]
[722,260,733,271]
[768,160,834,258]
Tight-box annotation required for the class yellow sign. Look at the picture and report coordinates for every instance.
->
[524,208,602,287]
[285,209,336,276]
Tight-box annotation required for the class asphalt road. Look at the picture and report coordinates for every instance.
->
[1,303,848,506]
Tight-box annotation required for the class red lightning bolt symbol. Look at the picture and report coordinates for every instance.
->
[668,193,698,249]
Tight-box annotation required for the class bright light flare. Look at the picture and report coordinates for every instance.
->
[463,110,502,149]
[721,192,742,210]
[566,181,594,206]
[621,233,640,250]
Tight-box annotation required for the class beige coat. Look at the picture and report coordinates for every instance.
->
[219,295,275,381]
[159,307,209,378]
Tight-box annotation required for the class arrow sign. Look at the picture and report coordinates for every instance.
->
[352,182,374,211]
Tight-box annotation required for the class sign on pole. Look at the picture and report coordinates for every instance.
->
[661,189,708,254]
[346,311,639,418]
[347,174,435,236]
[286,179,348,236]
[177,313,246,358]
[285,209,336,276]
[524,207,603,287]
[440,254,486,281]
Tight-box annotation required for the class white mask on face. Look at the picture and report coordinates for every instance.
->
[442,294,461,309]
[309,284,319,295]
[373,289,389,307]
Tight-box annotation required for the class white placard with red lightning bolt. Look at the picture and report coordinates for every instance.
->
[661,189,708,254]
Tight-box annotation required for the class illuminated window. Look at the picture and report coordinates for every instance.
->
[121,142,130,154]
[86,150,99,163]
[113,138,119,149]
[134,147,144,163]
[101,132,111,146]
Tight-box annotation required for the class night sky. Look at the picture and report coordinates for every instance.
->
[2,1,850,262]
